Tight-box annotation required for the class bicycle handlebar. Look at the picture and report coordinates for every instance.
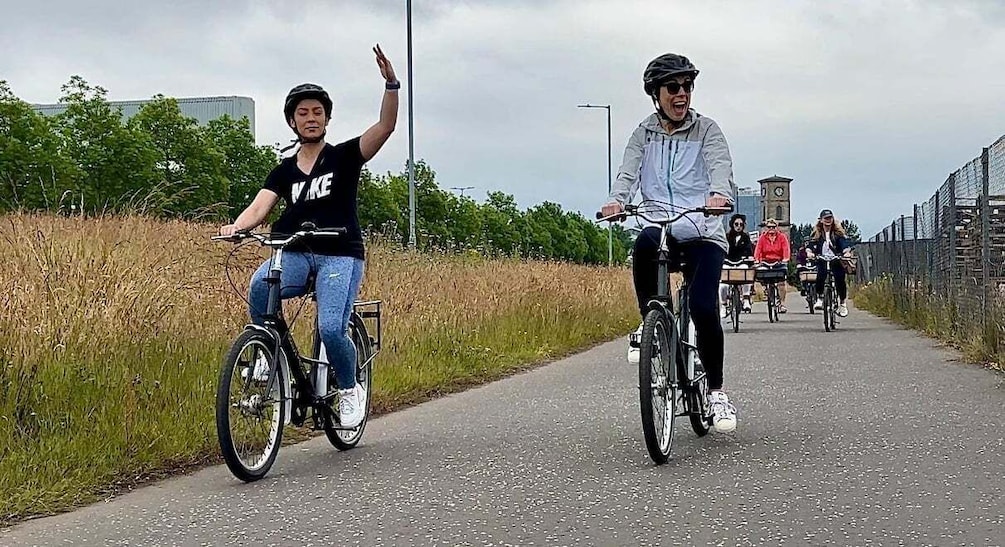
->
[595,203,733,224]
[212,222,347,248]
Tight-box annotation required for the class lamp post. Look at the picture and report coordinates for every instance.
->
[406,0,417,248]
[578,103,612,265]
[450,186,475,198]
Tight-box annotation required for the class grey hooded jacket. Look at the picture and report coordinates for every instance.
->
[608,110,735,251]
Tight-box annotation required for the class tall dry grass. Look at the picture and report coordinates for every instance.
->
[0,213,638,523]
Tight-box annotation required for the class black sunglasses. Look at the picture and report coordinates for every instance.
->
[732,221,745,227]
[664,80,694,94]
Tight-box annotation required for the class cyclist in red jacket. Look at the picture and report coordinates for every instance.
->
[753,218,791,313]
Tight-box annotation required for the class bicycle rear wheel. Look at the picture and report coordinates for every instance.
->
[216,328,286,482]
[638,309,678,464]
[325,316,373,450]
[731,286,741,333]
[807,286,816,314]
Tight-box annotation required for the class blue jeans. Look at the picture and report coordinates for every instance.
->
[249,253,365,390]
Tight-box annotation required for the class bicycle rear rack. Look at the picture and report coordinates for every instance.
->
[353,299,382,352]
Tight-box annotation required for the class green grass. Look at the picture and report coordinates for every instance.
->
[0,213,638,524]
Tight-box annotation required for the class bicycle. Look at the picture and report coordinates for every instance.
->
[721,258,754,334]
[597,201,732,464]
[812,255,845,332]
[797,264,817,314]
[211,223,383,482]
[754,261,786,323]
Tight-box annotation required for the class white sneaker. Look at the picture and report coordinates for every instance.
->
[742,298,752,312]
[627,322,642,365]
[838,302,849,317]
[338,384,366,428]
[814,298,823,311]
[720,305,729,319]
[242,353,271,383]
[709,391,737,433]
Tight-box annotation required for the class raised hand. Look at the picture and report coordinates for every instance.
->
[373,44,397,83]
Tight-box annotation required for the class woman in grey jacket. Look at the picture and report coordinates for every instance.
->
[600,53,737,433]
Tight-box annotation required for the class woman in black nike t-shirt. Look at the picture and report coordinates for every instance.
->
[219,45,400,428]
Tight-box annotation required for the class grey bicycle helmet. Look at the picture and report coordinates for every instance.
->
[643,53,699,96]
[283,83,333,123]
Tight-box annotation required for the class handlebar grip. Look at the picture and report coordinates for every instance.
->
[300,221,318,231]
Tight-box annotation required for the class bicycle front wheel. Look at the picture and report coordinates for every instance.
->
[217,328,286,482]
[731,286,741,333]
[638,309,678,464]
[824,286,834,332]
[766,285,777,323]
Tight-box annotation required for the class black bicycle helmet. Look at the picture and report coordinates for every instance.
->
[283,83,333,122]
[643,53,699,96]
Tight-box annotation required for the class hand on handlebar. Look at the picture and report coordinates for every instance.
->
[600,202,624,219]
[706,194,731,212]
[219,224,240,237]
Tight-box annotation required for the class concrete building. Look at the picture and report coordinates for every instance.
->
[32,96,256,136]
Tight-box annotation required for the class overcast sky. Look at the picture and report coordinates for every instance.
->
[3,0,1004,237]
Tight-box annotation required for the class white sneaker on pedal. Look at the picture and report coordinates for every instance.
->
[742,299,752,312]
[720,305,729,319]
[814,298,824,311]
[627,322,642,365]
[709,391,737,433]
[838,302,849,317]
[338,384,365,428]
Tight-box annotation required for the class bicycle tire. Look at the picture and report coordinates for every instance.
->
[325,315,373,450]
[731,286,741,333]
[824,286,833,332]
[638,309,678,465]
[217,328,286,482]
[683,321,712,437]
[767,284,777,323]
[807,286,816,314]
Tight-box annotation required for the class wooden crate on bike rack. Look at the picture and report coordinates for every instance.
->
[798,270,818,283]
[720,268,755,284]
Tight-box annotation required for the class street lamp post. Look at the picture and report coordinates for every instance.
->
[578,103,613,266]
[406,0,417,248]
[449,186,475,198]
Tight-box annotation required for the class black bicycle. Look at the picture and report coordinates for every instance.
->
[754,261,786,323]
[598,201,731,464]
[797,264,818,314]
[813,255,845,332]
[212,223,382,482]
[721,258,754,333]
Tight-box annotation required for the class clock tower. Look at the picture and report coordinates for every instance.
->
[758,175,793,238]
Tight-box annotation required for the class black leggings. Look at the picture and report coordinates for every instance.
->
[814,260,847,301]
[632,227,726,389]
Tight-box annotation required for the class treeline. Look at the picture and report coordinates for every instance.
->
[0,76,631,264]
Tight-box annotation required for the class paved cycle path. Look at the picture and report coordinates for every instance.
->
[4,296,1003,546]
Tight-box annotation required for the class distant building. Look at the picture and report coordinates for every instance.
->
[32,95,256,136]
[727,186,762,235]
[759,175,793,239]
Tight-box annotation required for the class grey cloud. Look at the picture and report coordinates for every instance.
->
[2,0,1003,238]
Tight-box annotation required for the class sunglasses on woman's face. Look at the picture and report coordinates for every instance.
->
[664,80,694,94]
[766,225,777,229]
[733,222,744,228]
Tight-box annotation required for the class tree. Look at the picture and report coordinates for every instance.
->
[841,219,861,242]
[52,76,160,214]
[0,81,71,211]
[789,222,814,252]
[204,115,277,218]
[130,95,229,217]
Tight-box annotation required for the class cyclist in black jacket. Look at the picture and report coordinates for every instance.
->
[719,213,754,316]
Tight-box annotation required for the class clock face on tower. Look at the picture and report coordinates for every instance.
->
[773,186,785,197]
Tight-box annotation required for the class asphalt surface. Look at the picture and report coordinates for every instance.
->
[4,295,1003,546]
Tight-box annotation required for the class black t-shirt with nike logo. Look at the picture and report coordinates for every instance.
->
[263,137,366,259]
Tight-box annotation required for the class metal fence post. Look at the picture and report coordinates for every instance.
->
[948,175,958,333]
[913,205,920,297]
[981,147,991,350]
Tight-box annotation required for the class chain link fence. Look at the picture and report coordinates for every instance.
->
[855,135,1005,358]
